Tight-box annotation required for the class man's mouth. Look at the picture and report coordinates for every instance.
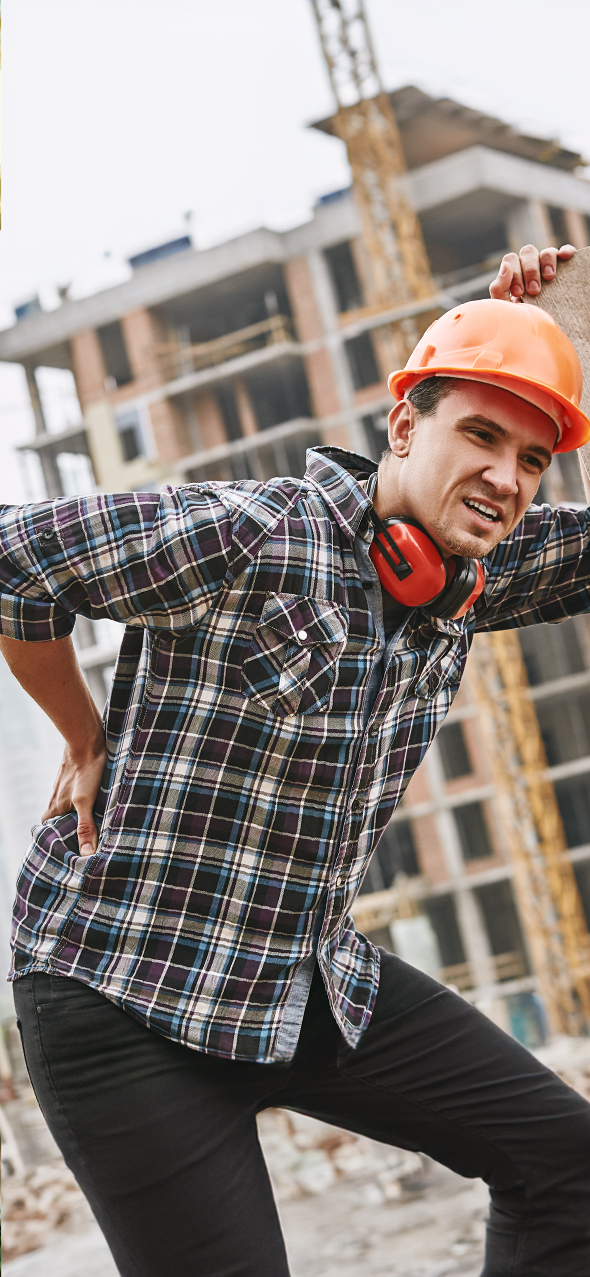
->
[463,498,502,524]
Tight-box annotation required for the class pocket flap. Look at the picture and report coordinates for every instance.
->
[260,594,347,648]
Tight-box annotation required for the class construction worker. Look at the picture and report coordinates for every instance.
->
[2,242,590,1277]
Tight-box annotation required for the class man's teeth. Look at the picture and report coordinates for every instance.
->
[465,499,499,522]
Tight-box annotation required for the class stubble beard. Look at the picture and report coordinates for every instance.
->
[429,510,499,561]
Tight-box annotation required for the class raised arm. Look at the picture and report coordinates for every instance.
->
[0,634,106,856]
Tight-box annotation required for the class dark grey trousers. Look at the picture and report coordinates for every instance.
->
[13,951,590,1276]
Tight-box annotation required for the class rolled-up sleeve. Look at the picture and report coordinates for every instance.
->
[0,485,234,640]
[476,502,590,630]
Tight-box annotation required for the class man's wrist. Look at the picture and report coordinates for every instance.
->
[64,723,106,765]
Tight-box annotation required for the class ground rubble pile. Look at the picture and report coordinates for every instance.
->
[2,1161,95,1263]
[257,1108,429,1202]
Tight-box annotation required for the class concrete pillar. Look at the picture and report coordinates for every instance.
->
[285,251,367,454]
[22,363,63,498]
[23,362,47,437]
[147,398,192,462]
[70,330,108,410]
[234,377,258,436]
[506,201,553,253]
[563,209,589,250]
[120,308,164,387]
[193,391,227,451]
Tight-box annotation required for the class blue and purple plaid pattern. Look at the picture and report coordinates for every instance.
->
[2,448,590,1062]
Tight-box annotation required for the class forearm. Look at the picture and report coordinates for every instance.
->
[0,634,103,755]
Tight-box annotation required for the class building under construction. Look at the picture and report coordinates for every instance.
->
[2,75,590,1044]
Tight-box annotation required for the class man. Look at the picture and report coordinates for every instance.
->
[2,243,590,1277]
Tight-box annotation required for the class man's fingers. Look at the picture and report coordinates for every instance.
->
[539,247,559,281]
[76,801,98,857]
[489,252,523,301]
[518,244,543,296]
[489,244,576,302]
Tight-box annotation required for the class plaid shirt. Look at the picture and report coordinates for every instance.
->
[2,447,590,1062]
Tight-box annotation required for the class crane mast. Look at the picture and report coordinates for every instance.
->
[310,0,433,312]
[469,631,590,1034]
[311,0,590,1034]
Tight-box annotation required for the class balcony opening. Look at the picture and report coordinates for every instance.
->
[420,215,508,281]
[243,358,311,431]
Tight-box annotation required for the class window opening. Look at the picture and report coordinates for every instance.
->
[97,321,133,388]
[345,332,380,390]
[115,406,145,463]
[518,619,585,685]
[438,721,472,780]
[324,241,364,312]
[422,895,465,969]
[474,880,530,977]
[453,801,493,861]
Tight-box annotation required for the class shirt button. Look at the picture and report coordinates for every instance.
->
[352,796,363,812]
[336,872,346,887]
[297,629,308,641]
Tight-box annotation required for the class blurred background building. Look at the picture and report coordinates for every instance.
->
[1,86,590,1039]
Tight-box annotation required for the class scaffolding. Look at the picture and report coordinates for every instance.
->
[469,630,590,1034]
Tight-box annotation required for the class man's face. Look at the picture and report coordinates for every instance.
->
[375,381,557,560]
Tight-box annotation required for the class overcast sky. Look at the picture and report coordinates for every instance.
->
[1,0,589,502]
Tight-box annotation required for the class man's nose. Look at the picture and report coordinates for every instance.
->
[481,453,518,495]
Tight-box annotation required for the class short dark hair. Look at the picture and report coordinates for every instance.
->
[406,375,465,417]
[381,375,465,460]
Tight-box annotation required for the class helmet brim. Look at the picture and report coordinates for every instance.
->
[389,366,590,454]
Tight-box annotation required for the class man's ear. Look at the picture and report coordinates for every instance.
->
[388,399,414,457]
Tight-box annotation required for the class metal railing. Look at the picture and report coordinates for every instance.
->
[158,314,296,380]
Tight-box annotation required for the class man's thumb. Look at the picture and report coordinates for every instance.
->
[77,804,97,858]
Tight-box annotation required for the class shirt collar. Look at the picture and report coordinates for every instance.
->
[304,446,377,543]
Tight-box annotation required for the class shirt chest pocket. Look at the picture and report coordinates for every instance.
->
[241,594,348,717]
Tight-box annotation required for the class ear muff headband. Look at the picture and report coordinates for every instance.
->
[369,515,485,619]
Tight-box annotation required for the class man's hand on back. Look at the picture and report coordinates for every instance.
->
[0,634,107,857]
[43,737,107,856]
[490,244,576,302]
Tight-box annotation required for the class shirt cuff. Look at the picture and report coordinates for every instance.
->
[0,594,75,641]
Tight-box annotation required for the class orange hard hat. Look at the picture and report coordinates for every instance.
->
[388,299,590,453]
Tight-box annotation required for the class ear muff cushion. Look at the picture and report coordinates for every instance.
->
[432,559,485,620]
[369,522,447,606]
[431,558,473,619]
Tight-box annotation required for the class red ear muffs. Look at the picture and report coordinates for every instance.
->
[369,516,485,620]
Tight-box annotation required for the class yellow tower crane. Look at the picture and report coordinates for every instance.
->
[310,0,590,1034]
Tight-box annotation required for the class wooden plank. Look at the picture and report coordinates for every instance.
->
[524,246,590,477]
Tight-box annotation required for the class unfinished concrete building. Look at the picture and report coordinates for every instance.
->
[2,85,590,1041]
